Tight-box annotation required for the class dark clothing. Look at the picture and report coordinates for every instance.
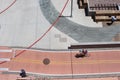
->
[75,53,85,58]
[75,49,88,58]
[82,49,88,55]
[77,0,80,9]
[107,16,117,25]
[20,69,27,77]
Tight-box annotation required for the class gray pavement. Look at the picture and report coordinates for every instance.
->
[40,0,120,42]
[0,0,78,49]
[51,0,103,27]
[0,0,120,49]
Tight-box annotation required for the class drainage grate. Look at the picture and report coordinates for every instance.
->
[43,58,50,65]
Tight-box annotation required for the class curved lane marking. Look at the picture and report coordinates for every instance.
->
[0,0,16,14]
[15,0,70,57]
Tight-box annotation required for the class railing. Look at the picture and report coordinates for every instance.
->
[68,42,120,49]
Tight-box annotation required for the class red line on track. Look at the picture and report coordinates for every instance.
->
[0,0,70,64]
[15,0,70,57]
[0,0,16,14]
[0,0,16,65]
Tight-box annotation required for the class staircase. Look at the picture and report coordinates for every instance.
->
[78,0,120,22]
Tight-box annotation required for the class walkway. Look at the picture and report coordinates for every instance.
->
[0,47,120,80]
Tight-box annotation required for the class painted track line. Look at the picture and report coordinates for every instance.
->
[15,0,70,57]
[0,50,12,52]
[0,0,16,14]
[0,0,70,64]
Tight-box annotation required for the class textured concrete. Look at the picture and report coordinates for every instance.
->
[40,0,120,42]
[0,0,78,49]
[51,0,103,27]
[0,0,120,49]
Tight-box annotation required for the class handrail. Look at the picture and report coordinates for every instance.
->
[68,42,120,49]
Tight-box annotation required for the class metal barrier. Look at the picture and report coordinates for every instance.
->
[68,42,120,49]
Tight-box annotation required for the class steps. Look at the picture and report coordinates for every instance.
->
[93,10,120,22]
[79,0,120,22]
[95,16,120,22]
[95,10,120,16]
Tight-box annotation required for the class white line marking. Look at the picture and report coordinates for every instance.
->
[0,58,10,61]
[0,68,9,71]
[0,50,12,52]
